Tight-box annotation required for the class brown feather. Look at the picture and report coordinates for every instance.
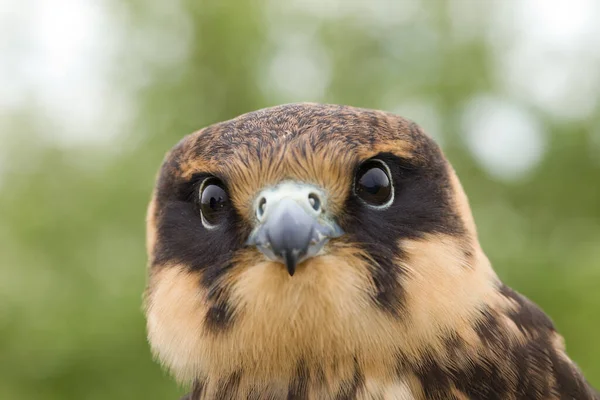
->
[145,103,598,399]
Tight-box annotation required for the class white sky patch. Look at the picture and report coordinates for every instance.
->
[491,0,600,121]
[259,26,332,103]
[462,96,546,182]
[518,0,599,50]
[498,40,600,122]
[0,0,127,147]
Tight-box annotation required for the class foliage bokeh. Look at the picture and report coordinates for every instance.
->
[1,1,598,398]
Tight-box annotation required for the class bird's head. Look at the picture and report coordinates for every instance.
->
[145,103,501,384]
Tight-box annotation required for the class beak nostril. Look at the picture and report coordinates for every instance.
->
[248,185,344,274]
[258,197,267,218]
[308,193,321,212]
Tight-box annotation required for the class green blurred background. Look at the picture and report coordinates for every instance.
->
[1,0,599,398]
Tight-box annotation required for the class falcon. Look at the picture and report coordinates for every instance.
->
[144,103,598,399]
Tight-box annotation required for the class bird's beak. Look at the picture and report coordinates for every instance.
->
[246,182,344,276]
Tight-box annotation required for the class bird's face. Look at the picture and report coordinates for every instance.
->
[145,104,499,383]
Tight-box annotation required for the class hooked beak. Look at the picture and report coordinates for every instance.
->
[246,182,344,275]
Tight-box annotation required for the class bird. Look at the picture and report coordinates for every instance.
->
[144,103,598,399]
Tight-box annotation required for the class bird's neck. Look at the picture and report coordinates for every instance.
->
[183,370,422,399]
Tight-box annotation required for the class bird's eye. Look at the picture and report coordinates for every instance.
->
[354,160,393,207]
[199,178,230,227]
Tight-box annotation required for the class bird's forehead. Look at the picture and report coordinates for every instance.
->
[179,104,418,164]
[164,103,433,217]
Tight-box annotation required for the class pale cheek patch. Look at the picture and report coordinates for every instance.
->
[144,250,401,383]
[144,235,509,390]
[146,197,158,260]
[397,234,502,355]
[145,266,208,382]
[446,165,478,237]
